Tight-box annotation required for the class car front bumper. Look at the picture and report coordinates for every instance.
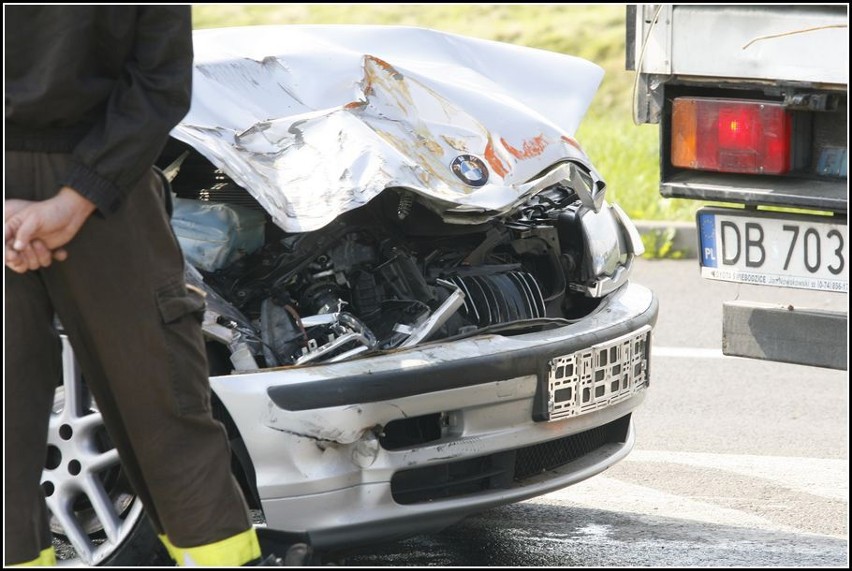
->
[210,281,657,549]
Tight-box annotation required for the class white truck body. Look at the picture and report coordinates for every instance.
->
[628,4,848,370]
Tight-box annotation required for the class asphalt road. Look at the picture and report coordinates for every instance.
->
[347,259,849,567]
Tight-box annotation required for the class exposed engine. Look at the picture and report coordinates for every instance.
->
[164,146,629,370]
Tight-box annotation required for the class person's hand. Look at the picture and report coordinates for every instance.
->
[4,199,62,272]
[5,187,96,273]
[6,187,96,252]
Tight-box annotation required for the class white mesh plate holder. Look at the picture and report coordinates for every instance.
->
[546,325,652,421]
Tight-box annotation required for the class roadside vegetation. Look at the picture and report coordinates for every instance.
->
[192,3,702,223]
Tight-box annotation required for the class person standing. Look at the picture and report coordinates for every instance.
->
[3,5,303,566]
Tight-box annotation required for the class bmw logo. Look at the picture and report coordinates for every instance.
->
[450,155,489,187]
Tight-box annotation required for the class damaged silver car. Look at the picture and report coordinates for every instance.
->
[44,25,657,565]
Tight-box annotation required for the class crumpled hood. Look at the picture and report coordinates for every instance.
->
[173,25,604,232]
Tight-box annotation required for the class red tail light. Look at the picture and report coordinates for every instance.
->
[672,97,792,175]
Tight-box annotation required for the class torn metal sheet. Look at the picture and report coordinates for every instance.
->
[173,25,604,232]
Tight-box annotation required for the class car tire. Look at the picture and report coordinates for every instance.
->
[96,516,172,566]
[43,336,172,566]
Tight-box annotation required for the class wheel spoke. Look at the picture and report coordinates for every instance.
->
[60,336,86,418]
[48,495,96,565]
[74,411,105,438]
[88,448,120,473]
[82,474,122,544]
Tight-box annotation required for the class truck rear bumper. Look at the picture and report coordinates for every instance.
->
[723,301,848,370]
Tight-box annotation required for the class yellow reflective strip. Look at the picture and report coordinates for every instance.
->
[159,534,181,563]
[9,547,57,566]
[168,527,261,567]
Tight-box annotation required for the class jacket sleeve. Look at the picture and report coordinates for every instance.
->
[61,6,193,215]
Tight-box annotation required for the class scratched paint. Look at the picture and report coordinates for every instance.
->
[501,135,550,160]
[173,26,604,233]
[483,139,510,179]
[561,135,583,151]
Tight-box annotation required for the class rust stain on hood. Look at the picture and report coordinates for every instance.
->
[561,135,583,151]
[484,138,510,178]
[501,134,550,160]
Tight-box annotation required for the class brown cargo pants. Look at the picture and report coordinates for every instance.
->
[4,151,252,564]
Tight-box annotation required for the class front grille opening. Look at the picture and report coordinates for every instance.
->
[514,413,630,480]
[391,451,515,505]
[380,413,444,451]
[391,414,631,505]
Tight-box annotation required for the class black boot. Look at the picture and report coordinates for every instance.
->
[251,542,313,566]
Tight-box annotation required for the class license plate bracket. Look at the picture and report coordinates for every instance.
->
[542,326,651,422]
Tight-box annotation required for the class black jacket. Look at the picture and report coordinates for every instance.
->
[5,6,193,215]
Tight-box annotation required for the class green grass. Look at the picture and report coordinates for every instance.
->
[192,3,702,222]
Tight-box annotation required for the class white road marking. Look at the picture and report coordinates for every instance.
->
[533,450,848,539]
[627,450,849,502]
[653,346,734,359]
[537,474,801,533]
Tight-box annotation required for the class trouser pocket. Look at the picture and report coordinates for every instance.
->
[155,277,210,415]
